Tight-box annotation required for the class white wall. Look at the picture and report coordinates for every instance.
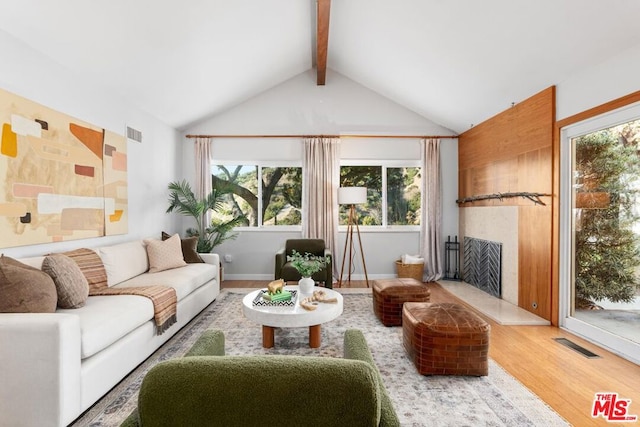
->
[183,69,458,280]
[0,30,182,258]
[557,42,640,121]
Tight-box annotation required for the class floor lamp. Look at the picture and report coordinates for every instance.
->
[338,187,369,287]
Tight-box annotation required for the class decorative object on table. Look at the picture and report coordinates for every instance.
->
[261,290,292,302]
[166,180,245,253]
[338,187,369,287]
[253,289,297,307]
[395,253,425,282]
[300,289,339,311]
[266,278,284,295]
[262,279,289,302]
[287,249,330,294]
[298,276,315,294]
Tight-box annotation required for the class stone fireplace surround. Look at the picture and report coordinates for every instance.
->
[459,206,519,306]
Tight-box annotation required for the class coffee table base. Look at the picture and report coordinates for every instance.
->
[261,325,322,348]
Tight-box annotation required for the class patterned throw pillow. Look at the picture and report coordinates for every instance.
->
[145,233,187,273]
[161,231,204,263]
[0,255,57,313]
[42,254,89,309]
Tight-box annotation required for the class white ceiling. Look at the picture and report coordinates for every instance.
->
[1,0,639,134]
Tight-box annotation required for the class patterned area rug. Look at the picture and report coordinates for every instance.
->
[72,289,569,426]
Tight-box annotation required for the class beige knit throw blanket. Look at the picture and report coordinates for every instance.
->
[64,248,178,335]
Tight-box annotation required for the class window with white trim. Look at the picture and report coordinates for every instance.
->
[212,163,302,228]
[339,162,421,227]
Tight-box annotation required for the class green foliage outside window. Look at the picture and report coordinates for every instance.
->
[574,120,640,304]
[211,163,422,229]
[212,165,301,227]
[339,165,421,226]
[387,167,421,225]
[340,166,382,225]
[262,167,302,226]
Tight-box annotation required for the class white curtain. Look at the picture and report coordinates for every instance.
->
[303,137,340,280]
[420,138,443,281]
[195,137,213,227]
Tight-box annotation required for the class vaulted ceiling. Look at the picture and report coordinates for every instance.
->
[1,1,640,134]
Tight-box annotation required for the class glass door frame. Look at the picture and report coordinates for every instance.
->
[559,101,640,365]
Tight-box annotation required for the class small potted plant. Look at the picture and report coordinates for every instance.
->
[287,250,330,294]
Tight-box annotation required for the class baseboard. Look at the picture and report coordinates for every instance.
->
[224,274,273,281]
[223,273,398,281]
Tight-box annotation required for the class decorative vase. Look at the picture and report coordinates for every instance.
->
[298,276,315,294]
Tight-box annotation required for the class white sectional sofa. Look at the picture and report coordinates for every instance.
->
[0,239,220,427]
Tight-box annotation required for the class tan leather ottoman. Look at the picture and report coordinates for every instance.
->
[372,278,430,326]
[402,302,490,376]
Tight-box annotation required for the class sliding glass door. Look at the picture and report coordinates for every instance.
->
[560,104,640,364]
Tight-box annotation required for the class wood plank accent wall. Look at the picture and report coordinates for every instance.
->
[458,86,555,320]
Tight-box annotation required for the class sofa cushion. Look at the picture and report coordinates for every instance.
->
[162,231,204,264]
[58,295,154,359]
[144,234,187,273]
[14,256,44,269]
[99,241,149,286]
[116,263,215,301]
[42,254,89,309]
[0,255,57,313]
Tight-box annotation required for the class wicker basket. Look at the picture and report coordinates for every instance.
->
[395,260,424,282]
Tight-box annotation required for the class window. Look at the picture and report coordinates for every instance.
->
[340,163,421,227]
[212,164,302,227]
[560,101,640,364]
[262,167,302,226]
[340,166,382,225]
[211,161,420,229]
[387,167,421,225]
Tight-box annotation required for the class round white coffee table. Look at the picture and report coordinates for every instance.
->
[242,285,343,348]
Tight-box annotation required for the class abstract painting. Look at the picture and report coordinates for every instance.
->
[0,87,127,248]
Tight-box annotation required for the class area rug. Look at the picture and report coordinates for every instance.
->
[72,289,569,427]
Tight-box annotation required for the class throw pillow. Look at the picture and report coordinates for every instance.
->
[42,254,89,309]
[63,248,109,293]
[161,231,204,263]
[0,255,57,313]
[144,233,187,273]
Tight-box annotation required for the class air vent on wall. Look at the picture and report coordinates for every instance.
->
[126,126,142,143]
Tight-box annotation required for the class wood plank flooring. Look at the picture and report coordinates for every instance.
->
[222,280,640,426]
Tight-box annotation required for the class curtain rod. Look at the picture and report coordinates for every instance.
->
[185,134,458,139]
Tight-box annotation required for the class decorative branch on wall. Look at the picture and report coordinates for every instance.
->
[456,192,551,206]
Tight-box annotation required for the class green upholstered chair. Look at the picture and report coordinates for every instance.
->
[274,239,333,288]
[121,329,400,427]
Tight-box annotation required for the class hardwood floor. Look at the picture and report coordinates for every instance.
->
[222,280,640,426]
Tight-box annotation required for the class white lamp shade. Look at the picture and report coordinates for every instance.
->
[338,187,367,205]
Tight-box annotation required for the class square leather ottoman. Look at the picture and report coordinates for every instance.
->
[402,302,490,376]
[372,278,430,326]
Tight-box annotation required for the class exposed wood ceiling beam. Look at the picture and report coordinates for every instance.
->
[316,0,331,85]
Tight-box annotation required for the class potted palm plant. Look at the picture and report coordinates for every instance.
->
[166,180,245,253]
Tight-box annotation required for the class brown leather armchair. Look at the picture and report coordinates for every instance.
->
[274,239,333,288]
